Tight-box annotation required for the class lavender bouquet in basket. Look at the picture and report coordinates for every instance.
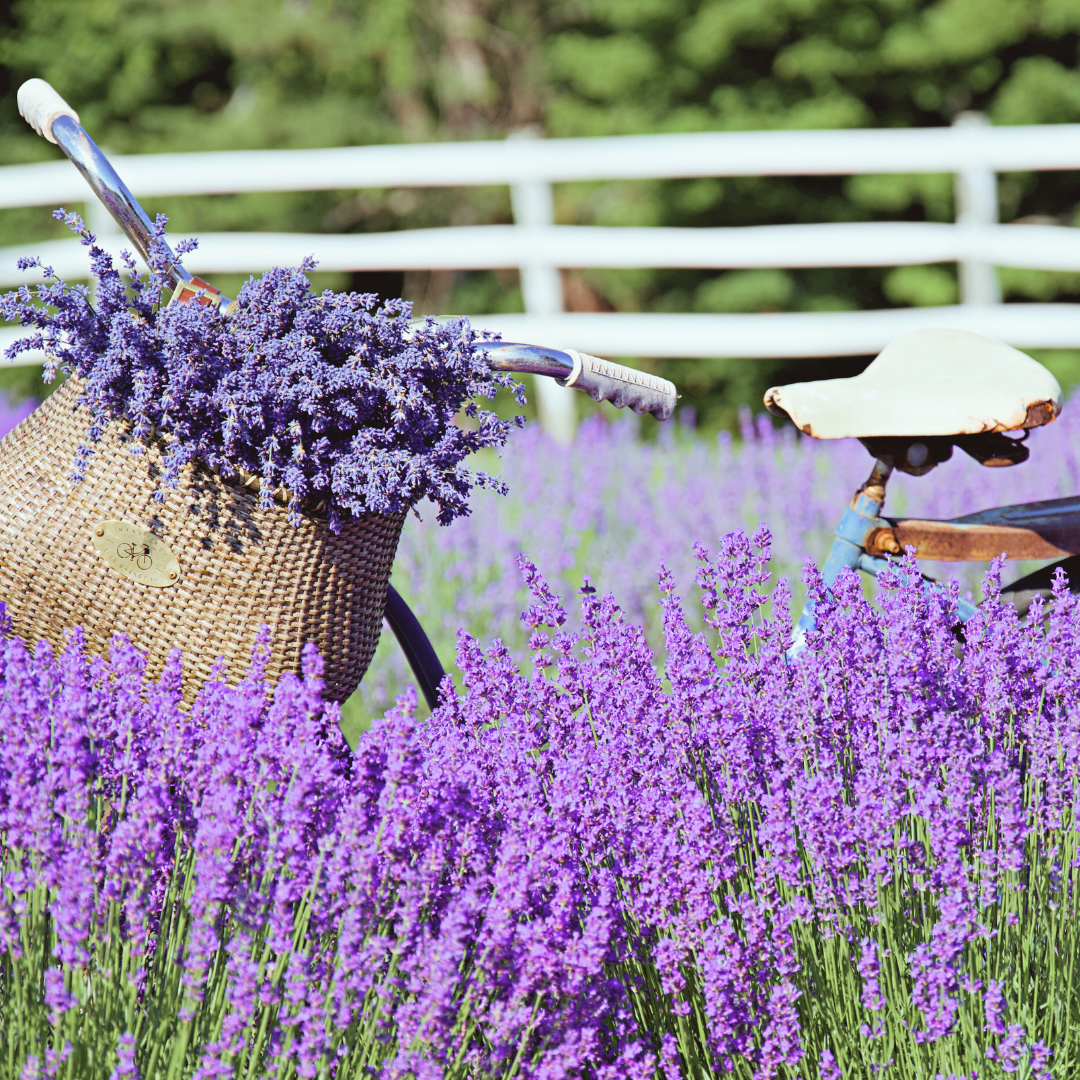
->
[0,210,523,531]
[0,212,526,701]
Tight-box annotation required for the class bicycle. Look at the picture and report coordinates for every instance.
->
[12,79,677,709]
[21,78,1075,700]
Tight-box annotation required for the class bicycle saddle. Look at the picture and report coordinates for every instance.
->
[764,329,1062,439]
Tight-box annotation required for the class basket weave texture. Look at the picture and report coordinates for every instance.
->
[0,379,404,703]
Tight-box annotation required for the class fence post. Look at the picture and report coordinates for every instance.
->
[508,130,577,443]
[953,112,1001,306]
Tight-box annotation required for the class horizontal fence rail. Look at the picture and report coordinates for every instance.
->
[3,306,1075,361]
[0,120,1078,435]
[2,124,1080,206]
[470,305,1080,357]
[3,221,1080,285]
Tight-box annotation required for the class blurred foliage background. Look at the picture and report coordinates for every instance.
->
[1,0,1080,427]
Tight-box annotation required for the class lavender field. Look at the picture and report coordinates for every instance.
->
[348,398,1080,724]
[2,525,1080,1078]
[3,391,1080,1078]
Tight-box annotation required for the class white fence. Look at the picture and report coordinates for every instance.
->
[1,115,1078,438]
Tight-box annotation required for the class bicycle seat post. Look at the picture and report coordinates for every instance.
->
[791,457,894,651]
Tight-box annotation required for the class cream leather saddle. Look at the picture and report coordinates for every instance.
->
[764,329,1062,439]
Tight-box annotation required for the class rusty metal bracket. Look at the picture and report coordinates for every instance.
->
[863,495,1080,562]
[865,521,1074,562]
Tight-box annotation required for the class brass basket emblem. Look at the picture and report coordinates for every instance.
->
[91,521,181,588]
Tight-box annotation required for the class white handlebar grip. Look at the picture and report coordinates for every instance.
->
[18,79,80,144]
[562,350,678,421]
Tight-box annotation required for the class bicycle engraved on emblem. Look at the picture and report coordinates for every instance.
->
[91,520,182,588]
[117,541,153,570]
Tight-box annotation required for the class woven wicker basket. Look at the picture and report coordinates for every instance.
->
[0,379,404,703]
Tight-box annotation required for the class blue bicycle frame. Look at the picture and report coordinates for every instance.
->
[794,454,1080,649]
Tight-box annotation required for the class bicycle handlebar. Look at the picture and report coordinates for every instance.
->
[476,341,677,421]
[19,78,200,297]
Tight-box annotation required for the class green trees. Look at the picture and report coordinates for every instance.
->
[1,0,1079,421]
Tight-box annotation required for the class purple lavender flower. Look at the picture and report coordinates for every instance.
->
[857,938,886,1013]
[108,1033,139,1080]
[0,213,523,529]
[818,1047,842,1080]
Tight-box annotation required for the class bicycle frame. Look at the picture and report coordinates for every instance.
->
[793,453,1080,647]
[22,77,1079,703]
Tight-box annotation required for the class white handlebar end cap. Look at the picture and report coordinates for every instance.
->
[18,79,80,144]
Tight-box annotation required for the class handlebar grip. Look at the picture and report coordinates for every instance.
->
[561,350,677,421]
[18,79,80,144]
